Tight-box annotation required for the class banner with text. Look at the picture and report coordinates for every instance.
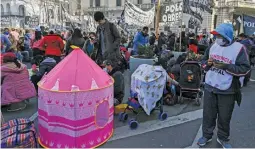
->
[124,1,155,27]
[159,0,213,32]
[243,15,255,36]
[1,17,11,26]
[25,16,39,28]
[160,1,183,27]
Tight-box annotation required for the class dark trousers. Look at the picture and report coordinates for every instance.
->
[46,55,61,64]
[31,75,42,92]
[244,71,251,86]
[202,90,235,141]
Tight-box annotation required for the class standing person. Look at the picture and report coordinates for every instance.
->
[39,29,64,63]
[1,33,12,53]
[176,31,188,52]
[236,33,253,86]
[132,26,149,55]
[199,34,209,46]
[188,33,198,54]
[24,29,33,60]
[167,33,176,51]
[127,36,134,49]
[65,30,73,40]
[158,32,166,50]
[94,11,121,67]
[82,32,101,63]
[197,23,250,148]
[10,28,19,42]
[65,28,85,55]
[83,31,88,41]
[8,34,23,62]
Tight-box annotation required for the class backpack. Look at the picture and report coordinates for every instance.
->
[1,118,37,148]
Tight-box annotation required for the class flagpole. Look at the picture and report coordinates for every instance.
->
[155,0,161,39]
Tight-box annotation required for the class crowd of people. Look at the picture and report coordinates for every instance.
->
[1,10,255,148]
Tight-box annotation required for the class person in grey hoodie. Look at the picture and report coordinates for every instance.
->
[31,57,56,92]
[94,11,121,67]
[197,23,250,148]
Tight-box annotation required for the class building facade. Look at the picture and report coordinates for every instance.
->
[82,0,154,22]
[0,0,83,29]
[1,0,26,28]
[212,0,255,30]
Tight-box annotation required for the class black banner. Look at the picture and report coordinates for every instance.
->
[160,1,183,24]
[1,17,11,26]
[25,16,39,27]
[232,14,242,34]
[243,15,255,36]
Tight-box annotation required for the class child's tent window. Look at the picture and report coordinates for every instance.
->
[95,100,109,128]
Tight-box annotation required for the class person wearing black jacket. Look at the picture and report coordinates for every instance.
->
[65,28,86,55]
[103,60,124,106]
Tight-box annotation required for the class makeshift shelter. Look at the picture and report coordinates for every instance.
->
[37,47,114,148]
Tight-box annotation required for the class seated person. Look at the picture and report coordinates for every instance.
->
[103,60,125,106]
[1,52,36,111]
[31,57,56,91]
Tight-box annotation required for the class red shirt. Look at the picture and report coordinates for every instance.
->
[189,44,198,54]
[39,34,64,56]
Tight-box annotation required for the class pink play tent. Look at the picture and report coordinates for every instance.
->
[38,47,114,148]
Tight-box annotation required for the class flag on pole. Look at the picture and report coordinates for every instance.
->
[118,9,125,25]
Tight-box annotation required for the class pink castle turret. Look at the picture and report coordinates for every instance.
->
[38,47,114,148]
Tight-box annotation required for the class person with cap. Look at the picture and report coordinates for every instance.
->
[1,52,36,111]
[197,23,250,148]
[39,29,64,63]
[94,11,121,67]
[103,60,124,105]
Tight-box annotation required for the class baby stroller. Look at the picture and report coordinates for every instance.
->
[118,64,168,129]
[178,61,203,106]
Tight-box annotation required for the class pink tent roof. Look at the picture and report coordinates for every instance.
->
[39,48,113,92]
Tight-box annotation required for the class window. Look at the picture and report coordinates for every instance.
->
[57,7,61,21]
[137,0,143,4]
[77,0,81,9]
[1,4,4,15]
[90,0,93,7]
[6,3,10,15]
[18,5,25,16]
[116,0,122,6]
[95,0,100,7]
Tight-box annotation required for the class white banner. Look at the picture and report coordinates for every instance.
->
[124,1,155,27]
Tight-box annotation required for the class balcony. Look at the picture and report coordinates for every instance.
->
[1,12,25,17]
[85,3,154,12]
[135,3,155,10]
[215,0,255,8]
[87,6,124,12]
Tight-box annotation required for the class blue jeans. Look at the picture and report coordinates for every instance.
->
[21,51,29,62]
[15,51,23,62]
